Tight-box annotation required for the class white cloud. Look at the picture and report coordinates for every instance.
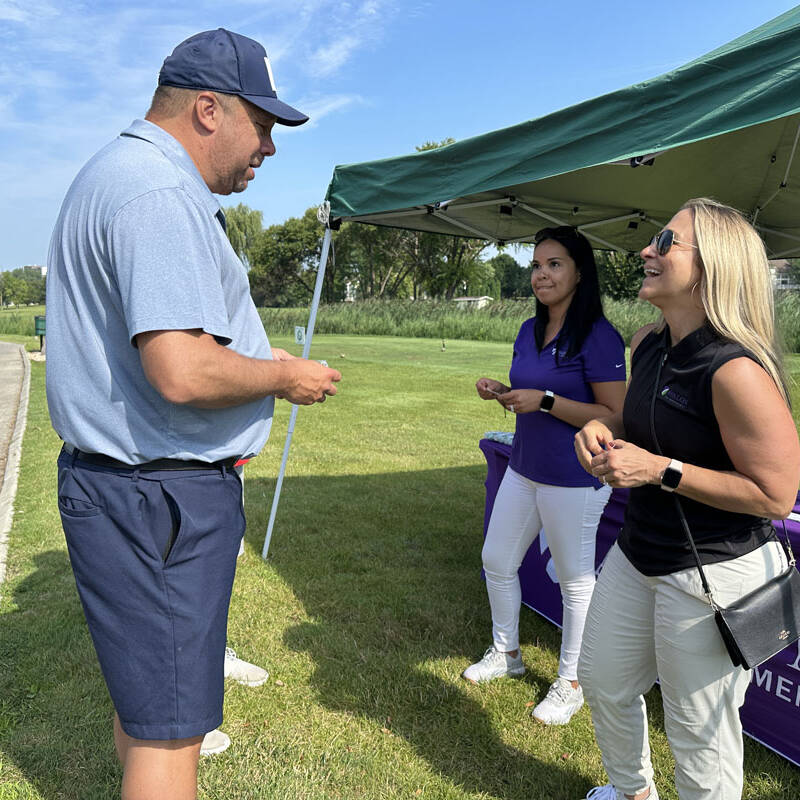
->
[294,94,363,128]
[0,3,26,22]
[0,0,400,266]
[303,0,396,77]
[308,36,361,77]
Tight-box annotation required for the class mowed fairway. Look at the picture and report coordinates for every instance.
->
[1,334,799,800]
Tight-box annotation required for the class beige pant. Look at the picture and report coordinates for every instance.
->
[578,539,787,799]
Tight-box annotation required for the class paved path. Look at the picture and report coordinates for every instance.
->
[0,341,31,590]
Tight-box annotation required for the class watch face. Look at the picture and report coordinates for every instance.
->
[662,465,682,490]
[540,392,555,411]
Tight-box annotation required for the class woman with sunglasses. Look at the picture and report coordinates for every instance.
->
[466,226,626,726]
[574,198,800,800]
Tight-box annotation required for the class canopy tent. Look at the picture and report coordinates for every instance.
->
[263,6,800,558]
[324,6,800,257]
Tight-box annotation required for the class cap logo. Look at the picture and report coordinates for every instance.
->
[263,56,276,92]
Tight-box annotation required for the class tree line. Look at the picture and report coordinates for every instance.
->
[0,268,46,306]
[224,137,646,306]
[0,231,645,310]
[225,203,647,308]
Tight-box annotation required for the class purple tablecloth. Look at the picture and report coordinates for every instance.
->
[480,438,800,767]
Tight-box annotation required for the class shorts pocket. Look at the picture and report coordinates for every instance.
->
[57,465,104,518]
[58,495,103,517]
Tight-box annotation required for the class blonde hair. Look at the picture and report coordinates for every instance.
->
[680,197,788,404]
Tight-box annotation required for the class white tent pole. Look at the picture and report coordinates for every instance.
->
[262,226,333,559]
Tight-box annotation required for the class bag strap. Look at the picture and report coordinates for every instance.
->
[647,350,795,612]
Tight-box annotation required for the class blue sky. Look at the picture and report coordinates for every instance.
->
[1,0,798,269]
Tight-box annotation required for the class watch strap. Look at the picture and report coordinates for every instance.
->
[661,458,683,492]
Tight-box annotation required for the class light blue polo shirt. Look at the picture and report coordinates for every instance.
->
[46,119,274,463]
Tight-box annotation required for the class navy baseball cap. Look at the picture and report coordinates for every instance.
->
[158,28,308,126]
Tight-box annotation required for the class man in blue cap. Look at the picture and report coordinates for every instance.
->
[46,29,339,800]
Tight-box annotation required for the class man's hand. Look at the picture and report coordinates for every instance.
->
[271,348,297,361]
[279,359,341,405]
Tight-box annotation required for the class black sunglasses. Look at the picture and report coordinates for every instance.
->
[650,228,698,256]
[534,226,580,245]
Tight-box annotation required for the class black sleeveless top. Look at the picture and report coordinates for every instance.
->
[617,323,775,576]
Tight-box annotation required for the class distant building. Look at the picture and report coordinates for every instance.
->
[769,259,799,289]
[453,295,493,309]
[23,264,47,277]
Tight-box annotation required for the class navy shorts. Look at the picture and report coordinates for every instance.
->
[57,449,245,740]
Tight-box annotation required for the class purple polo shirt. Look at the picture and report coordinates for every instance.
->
[508,316,625,487]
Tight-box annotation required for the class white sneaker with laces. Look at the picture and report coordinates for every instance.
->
[224,647,269,687]
[582,783,659,800]
[462,645,525,684]
[532,676,584,725]
[200,728,231,756]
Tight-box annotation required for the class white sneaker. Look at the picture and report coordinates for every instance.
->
[582,783,659,800]
[462,645,525,684]
[200,728,231,756]
[532,676,584,725]
[224,647,268,686]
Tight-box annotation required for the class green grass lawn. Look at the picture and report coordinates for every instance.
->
[1,334,799,799]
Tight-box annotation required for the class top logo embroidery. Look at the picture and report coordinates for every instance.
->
[264,56,276,92]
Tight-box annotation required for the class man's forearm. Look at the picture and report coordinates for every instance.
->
[169,348,294,407]
[137,329,339,408]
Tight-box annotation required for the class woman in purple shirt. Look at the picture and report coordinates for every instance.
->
[466,226,626,726]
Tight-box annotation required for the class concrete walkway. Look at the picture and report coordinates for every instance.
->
[0,341,31,590]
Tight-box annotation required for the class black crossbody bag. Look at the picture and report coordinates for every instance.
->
[649,352,800,670]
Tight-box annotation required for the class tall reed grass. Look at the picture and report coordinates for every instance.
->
[0,306,44,337]
[7,297,800,351]
[776,291,800,354]
[259,297,661,345]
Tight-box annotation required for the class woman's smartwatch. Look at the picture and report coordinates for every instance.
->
[539,390,555,413]
[660,459,683,492]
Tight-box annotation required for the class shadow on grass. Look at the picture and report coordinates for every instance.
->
[249,466,596,799]
[5,466,791,799]
[0,550,119,800]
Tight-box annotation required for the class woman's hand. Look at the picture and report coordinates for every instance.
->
[497,389,544,414]
[588,438,668,488]
[574,419,615,472]
[476,377,509,400]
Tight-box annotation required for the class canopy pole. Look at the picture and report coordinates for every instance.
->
[431,209,499,240]
[262,226,333,560]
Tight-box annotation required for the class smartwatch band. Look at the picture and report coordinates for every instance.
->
[660,458,683,492]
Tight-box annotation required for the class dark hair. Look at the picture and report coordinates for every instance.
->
[531,226,604,360]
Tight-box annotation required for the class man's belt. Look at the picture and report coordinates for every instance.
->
[62,444,252,471]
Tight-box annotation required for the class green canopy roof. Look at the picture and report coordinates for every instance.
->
[324,6,800,255]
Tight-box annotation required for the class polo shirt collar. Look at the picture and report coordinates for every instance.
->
[661,320,718,365]
[119,119,221,219]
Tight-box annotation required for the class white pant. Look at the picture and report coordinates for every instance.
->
[482,467,611,680]
[578,540,787,800]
